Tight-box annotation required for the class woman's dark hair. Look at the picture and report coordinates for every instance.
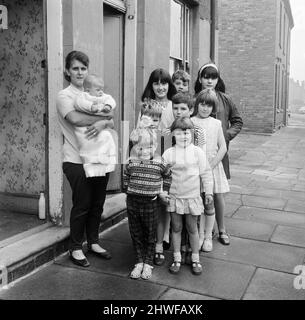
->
[192,88,218,117]
[141,68,177,101]
[170,117,194,132]
[64,51,89,82]
[194,64,226,94]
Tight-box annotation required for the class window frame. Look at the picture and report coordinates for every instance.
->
[169,0,191,74]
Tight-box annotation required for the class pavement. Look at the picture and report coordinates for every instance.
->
[0,122,305,301]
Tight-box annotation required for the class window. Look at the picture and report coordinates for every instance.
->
[169,0,190,75]
[279,2,282,48]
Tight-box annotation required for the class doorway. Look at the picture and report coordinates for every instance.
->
[103,5,124,191]
[0,0,47,243]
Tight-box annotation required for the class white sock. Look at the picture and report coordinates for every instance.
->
[204,214,215,239]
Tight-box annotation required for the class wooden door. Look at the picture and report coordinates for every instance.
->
[103,7,124,191]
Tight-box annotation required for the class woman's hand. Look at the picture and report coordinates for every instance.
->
[85,119,114,140]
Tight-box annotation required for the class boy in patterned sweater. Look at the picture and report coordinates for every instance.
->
[123,128,172,280]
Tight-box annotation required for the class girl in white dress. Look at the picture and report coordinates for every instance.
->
[163,117,214,275]
[192,89,230,252]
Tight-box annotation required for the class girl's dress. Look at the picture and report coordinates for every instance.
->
[192,117,230,193]
[162,143,214,216]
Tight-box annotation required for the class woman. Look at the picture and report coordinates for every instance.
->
[56,51,112,267]
[194,62,243,245]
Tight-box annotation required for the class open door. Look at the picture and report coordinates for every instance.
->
[103,5,124,191]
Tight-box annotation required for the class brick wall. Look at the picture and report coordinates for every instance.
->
[218,0,277,133]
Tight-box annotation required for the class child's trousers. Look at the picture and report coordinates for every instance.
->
[127,195,159,266]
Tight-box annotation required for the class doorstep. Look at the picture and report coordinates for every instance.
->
[0,193,126,286]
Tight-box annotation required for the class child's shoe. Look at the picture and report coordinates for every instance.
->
[130,262,143,279]
[191,261,202,275]
[141,264,153,280]
[169,261,181,274]
[154,252,165,266]
[218,231,230,245]
[201,236,213,252]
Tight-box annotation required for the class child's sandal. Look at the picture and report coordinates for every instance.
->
[154,252,165,266]
[191,262,202,275]
[130,263,143,279]
[169,261,181,274]
[219,231,230,245]
[141,264,153,280]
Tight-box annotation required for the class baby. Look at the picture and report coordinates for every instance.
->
[74,74,117,177]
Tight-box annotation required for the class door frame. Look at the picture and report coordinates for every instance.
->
[104,0,137,190]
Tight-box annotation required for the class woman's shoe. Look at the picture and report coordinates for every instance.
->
[69,251,90,267]
[218,231,230,245]
[88,245,112,259]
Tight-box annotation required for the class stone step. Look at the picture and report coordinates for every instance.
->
[0,193,126,287]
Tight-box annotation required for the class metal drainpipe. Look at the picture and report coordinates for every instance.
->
[210,0,216,61]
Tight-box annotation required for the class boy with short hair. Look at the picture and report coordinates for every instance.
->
[172,70,191,94]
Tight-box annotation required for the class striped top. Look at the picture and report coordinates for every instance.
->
[123,157,172,197]
[162,123,206,151]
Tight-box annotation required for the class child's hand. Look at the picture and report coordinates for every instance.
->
[91,102,100,113]
[102,105,112,113]
[159,192,170,205]
[205,194,214,205]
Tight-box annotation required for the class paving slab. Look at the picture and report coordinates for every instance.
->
[270,225,305,248]
[233,206,305,228]
[55,239,135,278]
[0,264,167,300]
[150,257,255,300]
[243,268,305,300]
[159,288,219,300]
[224,217,275,241]
[225,193,242,206]
[253,188,305,202]
[223,202,241,217]
[292,183,305,192]
[241,194,287,211]
[284,199,305,214]
[100,218,131,244]
[206,236,305,274]
[229,185,257,195]
[248,179,295,191]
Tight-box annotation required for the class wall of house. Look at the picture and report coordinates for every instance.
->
[218,0,277,133]
[274,0,293,129]
[135,0,171,114]
[0,0,46,197]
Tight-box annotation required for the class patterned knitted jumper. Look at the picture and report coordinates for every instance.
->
[123,157,172,197]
